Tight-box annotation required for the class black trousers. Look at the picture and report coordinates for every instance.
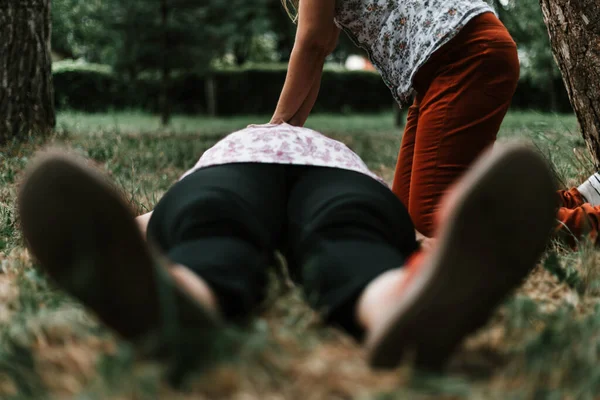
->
[147,163,418,339]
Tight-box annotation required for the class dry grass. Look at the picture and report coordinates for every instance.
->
[2,111,599,399]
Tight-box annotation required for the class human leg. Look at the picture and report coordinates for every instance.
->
[392,100,420,209]
[284,166,418,340]
[557,188,586,209]
[555,204,600,246]
[147,163,287,322]
[546,185,600,246]
[395,12,520,237]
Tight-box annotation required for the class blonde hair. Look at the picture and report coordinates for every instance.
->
[281,0,300,23]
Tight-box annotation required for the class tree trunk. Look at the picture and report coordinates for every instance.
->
[205,75,217,117]
[548,69,559,113]
[232,39,250,66]
[539,0,600,166]
[160,0,171,126]
[0,0,55,144]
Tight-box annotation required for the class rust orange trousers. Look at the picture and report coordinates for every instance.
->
[556,189,600,246]
[392,12,520,237]
[389,11,600,245]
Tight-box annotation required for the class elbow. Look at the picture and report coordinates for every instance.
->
[296,35,333,57]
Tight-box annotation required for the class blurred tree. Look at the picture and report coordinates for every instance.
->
[104,0,227,78]
[539,0,600,166]
[53,0,244,123]
[0,0,55,143]
[51,0,111,62]
[226,0,272,65]
[265,0,296,61]
[265,0,359,63]
[97,0,235,124]
[490,0,563,111]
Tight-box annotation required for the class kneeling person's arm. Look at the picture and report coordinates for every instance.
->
[271,0,338,125]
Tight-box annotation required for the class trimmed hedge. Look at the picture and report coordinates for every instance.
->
[53,62,571,114]
[53,62,125,112]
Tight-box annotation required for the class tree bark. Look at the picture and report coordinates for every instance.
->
[160,0,172,126]
[539,0,600,166]
[0,0,55,144]
[205,75,217,117]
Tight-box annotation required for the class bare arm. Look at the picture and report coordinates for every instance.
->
[271,0,338,125]
[287,27,340,127]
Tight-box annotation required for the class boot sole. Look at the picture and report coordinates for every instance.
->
[18,149,218,344]
[366,143,557,369]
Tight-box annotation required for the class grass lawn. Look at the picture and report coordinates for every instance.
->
[2,110,600,399]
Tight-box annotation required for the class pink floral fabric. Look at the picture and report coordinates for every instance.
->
[180,124,387,185]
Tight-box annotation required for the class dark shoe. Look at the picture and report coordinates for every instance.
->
[18,149,219,354]
[366,143,557,370]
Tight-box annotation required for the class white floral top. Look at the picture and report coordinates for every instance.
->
[334,0,495,105]
[180,124,386,185]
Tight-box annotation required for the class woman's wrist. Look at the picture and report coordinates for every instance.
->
[269,116,287,125]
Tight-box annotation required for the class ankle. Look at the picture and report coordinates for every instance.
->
[356,268,408,333]
[168,265,220,317]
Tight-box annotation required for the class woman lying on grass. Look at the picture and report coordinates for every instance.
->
[18,123,556,370]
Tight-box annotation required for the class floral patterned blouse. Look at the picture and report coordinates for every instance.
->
[180,124,386,185]
[334,0,495,105]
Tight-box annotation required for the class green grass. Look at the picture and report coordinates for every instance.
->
[55,110,407,136]
[2,110,600,399]
[56,110,578,137]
